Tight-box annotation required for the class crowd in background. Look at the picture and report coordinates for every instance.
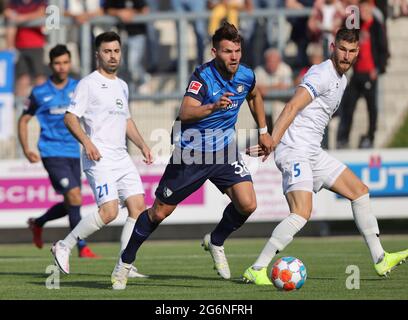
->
[0,0,407,149]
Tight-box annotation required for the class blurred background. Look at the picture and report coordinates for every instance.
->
[0,0,408,244]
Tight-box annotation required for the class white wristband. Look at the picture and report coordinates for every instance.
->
[258,126,268,135]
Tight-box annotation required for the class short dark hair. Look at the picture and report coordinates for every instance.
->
[212,22,242,48]
[95,31,121,50]
[49,44,71,63]
[335,27,359,44]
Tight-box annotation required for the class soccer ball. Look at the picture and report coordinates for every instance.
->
[271,257,307,291]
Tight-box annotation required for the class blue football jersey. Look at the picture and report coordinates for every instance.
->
[178,60,256,152]
[23,77,80,158]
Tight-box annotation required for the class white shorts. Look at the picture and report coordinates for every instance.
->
[84,156,145,207]
[274,146,346,194]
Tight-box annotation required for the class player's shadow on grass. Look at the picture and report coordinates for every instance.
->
[146,274,221,282]
[28,281,109,289]
[0,271,47,279]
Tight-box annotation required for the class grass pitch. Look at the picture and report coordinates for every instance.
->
[0,235,408,300]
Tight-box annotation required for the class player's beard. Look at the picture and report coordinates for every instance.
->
[102,61,119,74]
[216,59,238,78]
[334,54,355,75]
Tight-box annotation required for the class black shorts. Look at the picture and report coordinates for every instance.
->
[15,48,46,78]
[155,147,252,205]
[42,157,81,195]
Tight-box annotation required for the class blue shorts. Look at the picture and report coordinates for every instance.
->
[155,147,252,205]
[42,157,81,194]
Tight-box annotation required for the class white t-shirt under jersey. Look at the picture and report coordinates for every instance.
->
[67,70,131,169]
[280,59,347,154]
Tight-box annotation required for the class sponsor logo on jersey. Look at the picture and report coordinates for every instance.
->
[116,98,123,109]
[236,84,244,93]
[101,83,108,89]
[49,106,68,114]
[187,81,202,95]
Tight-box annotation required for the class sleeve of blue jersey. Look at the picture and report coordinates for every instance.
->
[184,72,207,103]
[22,91,39,116]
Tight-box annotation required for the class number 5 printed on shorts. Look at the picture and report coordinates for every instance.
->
[96,184,109,199]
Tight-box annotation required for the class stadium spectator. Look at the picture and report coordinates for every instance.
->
[4,0,47,98]
[307,0,345,59]
[294,43,324,86]
[243,28,408,285]
[64,0,104,75]
[17,44,98,258]
[337,0,389,149]
[241,0,283,67]
[145,0,160,73]
[105,0,151,93]
[207,0,253,36]
[170,0,207,65]
[285,0,315,69]
[391,0,408,17]
[51,32,151,278]
[113,22,273,290]
[255,48,293,133]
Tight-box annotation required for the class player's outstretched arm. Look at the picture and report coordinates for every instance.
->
[126,119,153,164]
[178,94,234,123]
[17,114,40,163]
[270,86,312,148]
[64,112,101,161]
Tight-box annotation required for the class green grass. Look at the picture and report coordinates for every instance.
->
[0,236,408,300]
[388,111,408,147]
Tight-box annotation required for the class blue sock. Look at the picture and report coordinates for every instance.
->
[67,205,87,249]
[210,203,249,246]
[35,202,66,227]
[121,210,159,264]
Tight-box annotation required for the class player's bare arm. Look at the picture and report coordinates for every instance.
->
[246,85,273,161]
[17,114,40,163]
[271,86,312,148]
[178,93,234,123]
[126,119,153,164]
[64,112,102,161]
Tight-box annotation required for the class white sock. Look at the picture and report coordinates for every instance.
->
[120,217,137,254]
[63,211,105,250]
[352,193,384,263]
[253,213,307,269]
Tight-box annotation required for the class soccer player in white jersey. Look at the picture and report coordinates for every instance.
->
[51,32,152,278]
[243,28,408,285]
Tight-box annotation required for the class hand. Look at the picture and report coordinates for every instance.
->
[84,141,102,161]
[141,145,153,165]
[369,69,378,81]
[213,92,234,111]
[24,150,40,163]
[246,134,274,162]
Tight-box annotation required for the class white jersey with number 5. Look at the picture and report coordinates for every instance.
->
[67,71,131,170]
[280,59,347,154]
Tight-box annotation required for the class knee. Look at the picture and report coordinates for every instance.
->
[237,200,257,216]
[149,200,174,223]
[99,207,119,224]
[353,183,369,200]
[65,191,82,206]
[291,206,312,221]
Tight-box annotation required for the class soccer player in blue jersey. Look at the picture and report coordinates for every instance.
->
[110,22,273,289]
[17,44,98,258]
